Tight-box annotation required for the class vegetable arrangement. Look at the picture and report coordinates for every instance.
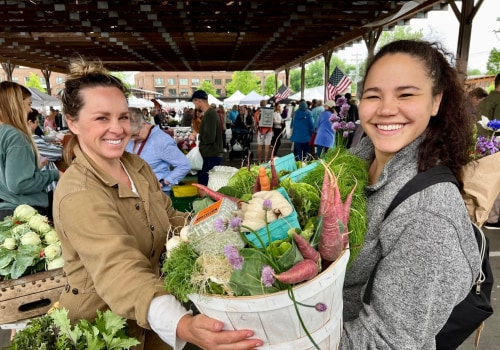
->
[10,307,140,350]
[163,147,368,299]
[0,204,64,280]
[163,148,367,349]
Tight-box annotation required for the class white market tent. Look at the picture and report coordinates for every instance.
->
[28,87,61,110]
[208,94,223,106]
[223,90,245,106]
[239,90,265,106]
[128,95,155,108]
[289,86,325,101]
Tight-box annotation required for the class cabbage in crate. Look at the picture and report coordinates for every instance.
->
[0,204,64,280]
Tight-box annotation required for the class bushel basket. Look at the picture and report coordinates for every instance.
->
[189,249,349,349]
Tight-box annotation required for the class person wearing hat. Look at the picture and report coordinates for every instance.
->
[189,89,223,185]
[314,99,336,158]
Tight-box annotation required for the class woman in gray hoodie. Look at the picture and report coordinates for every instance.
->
[341,40,481,349]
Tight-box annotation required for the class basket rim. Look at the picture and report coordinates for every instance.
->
[188,248,349,301]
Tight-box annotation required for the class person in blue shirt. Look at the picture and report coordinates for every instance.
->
[126,109,190,195]
[290,101,314,161]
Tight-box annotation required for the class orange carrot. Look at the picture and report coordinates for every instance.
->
[275,259,319,284]
[258,166,270,191]
[293,233,320,263]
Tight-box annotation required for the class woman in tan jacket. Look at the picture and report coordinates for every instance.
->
[53,58,261,350]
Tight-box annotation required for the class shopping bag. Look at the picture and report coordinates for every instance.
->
[186,144,203,170]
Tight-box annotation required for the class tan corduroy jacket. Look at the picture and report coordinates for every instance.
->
[53,145,189,348]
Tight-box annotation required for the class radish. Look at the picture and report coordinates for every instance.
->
[318,162,357,264]
[191,183,240,203]
[270,157,279,189]
[293,233,320,263]
[275,259,319,284]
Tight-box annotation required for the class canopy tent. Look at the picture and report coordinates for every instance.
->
[239,90,265,106]
[128,95,155,108]
[208,94,223,106]
[27,87,61,110]
[289,86,325,101]
[223,90,246,106]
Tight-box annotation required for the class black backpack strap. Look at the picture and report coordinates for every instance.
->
[363,166,458,305]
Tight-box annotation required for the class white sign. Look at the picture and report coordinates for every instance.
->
[259,108,274,128]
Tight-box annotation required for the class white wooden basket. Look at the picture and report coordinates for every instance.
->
[189,249,349,349]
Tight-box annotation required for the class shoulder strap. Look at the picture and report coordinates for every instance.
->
[384,166,458,220]
[363,165,458,305]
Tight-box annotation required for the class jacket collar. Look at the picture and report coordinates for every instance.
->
[71,144,148,194]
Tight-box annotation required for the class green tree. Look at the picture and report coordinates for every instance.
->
[225,71,261,96]
[25,72,46,92]
[305,60,324,88]
[467,68,482,76]
[486,48,500,75]
[198,80,218,97]
[264,74,277,96]
[377,25,424,50]
[111,71,133,89]
[289,69,302,93]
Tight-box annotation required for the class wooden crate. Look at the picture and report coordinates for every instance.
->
[0,268,66,324]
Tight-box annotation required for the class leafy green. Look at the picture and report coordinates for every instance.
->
[228,237,304,297]
[226,166,259,195]
[217,185,243,198]
[163,242,199,302]
[10,308,140,350]
[280,178,320,227]
[229,249,281,296]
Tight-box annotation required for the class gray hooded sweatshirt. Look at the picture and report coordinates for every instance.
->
[340,136,481,349]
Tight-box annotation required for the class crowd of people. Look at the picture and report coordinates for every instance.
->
[0,38,498,349]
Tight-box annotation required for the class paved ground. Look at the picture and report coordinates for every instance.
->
[2,137,498,349]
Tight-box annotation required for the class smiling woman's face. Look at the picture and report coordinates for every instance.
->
[66,86,130,168]
[359,53,442,159]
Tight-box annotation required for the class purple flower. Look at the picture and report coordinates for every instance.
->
[477,135,499,157]
[332,121,342,131]
[262,199,272,211]
[315,302,327,312]
[329,113,340,123]
[261,265,276,287]
[336,97,347,106]
[343,131,349,138]
[223,245,244,270]
[213,217,227,233]
[229,217,243,232]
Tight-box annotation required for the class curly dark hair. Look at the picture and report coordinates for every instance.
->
[61,57,130,163]
[364,40,473,186]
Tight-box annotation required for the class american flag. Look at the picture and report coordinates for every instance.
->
[275,84,291,102]
[326,67,352,100]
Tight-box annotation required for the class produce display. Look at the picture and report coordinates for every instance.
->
[0,204,64,280]
[10,307,140,350]
[163,147,368,299]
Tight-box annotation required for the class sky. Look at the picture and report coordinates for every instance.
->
[336,0,499,73]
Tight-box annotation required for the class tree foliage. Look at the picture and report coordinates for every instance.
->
[225,71,261,96]
[377,26,424,50]
[486,48,500,75]
[305,60,324,88]
[199,80,218,97]
[264,74,277,96]
[25,72,46,93]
